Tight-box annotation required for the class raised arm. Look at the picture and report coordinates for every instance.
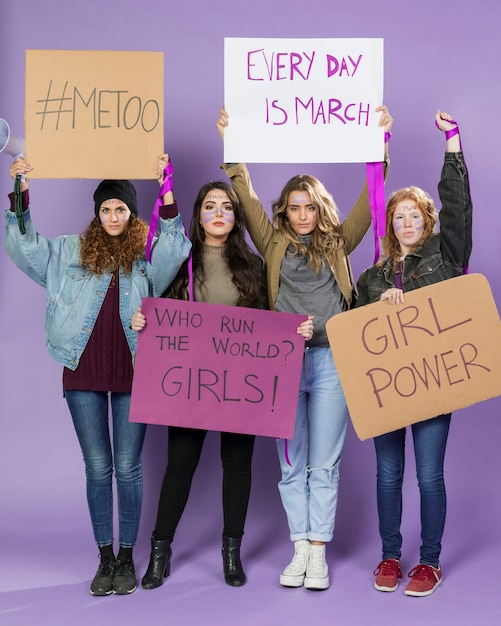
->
[341,105,392,253]
[216,107,276,257]
[156,153,174,205]
[435,111,472,270]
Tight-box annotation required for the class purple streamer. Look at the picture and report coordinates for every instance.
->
[145,161,174,263]
[366,161,386,265]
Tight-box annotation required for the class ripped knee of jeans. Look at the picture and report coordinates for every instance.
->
[306,463,340,482]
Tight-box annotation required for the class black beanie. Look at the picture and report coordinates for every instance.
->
[93,180,138,217]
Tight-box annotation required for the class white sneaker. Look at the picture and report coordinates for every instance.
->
[280,540,310,587]
[304,543,329,590]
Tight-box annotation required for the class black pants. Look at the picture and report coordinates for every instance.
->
[153,426,255,542]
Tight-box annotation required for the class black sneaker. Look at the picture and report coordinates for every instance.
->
[113,559,137,595]
[90,557,115,596]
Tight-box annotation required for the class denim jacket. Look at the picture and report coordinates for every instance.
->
[356,152,472,305]
[4,207,191,369]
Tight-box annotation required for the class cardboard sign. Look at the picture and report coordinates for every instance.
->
[25,50,164,179]
[326,274,501,440]
[129,298,306,439]
[224,37,384,163]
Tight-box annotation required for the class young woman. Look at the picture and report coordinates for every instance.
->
[4,156,191,596]
[217,106,392,590]
[133,162,288,589]
[356,112,472,597]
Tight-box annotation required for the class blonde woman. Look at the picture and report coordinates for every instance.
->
[217,106,392,590]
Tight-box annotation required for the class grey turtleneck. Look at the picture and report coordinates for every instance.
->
[274,235,345,348]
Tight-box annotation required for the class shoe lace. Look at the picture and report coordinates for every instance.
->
[288,544,309,569]
[373,559,401,578]
[97,557,115,575]
[115,559,134,577]
[308,546,325,569]
[407,564,436,582]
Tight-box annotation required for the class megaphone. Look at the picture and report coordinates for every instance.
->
[0,118,25,159]
[1,118,27,234]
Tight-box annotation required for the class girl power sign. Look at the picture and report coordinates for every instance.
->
[129,298,306,438]
[224,37,384,163]
[326,275,501,440]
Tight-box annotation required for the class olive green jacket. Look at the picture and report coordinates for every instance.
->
[222,159,389,310]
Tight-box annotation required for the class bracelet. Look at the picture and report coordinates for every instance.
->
[444,126,459,141]
[435,118,459,138]
[435,118,461,150]
[384,131,391,144]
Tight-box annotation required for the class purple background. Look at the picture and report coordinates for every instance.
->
[1,1,499,624]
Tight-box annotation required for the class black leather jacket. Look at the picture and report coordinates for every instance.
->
[356,152,472,305]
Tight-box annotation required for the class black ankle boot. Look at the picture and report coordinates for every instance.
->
[222,535,246,587]
[141,537,172,590]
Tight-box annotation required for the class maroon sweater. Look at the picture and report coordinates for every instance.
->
[8,190,179,393]
[63,201,179,393]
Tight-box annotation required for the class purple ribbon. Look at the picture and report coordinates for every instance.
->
[276,437,292,466]
[145,161,174,263]
[187,248,194,302]
[435,118,468,273]
[366,161,386,265]
[435,118,462,150]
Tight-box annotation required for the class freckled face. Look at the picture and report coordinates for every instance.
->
[200,190,235,245]
[392,200,424,255]
[99,199,131,236]
[286,191,317,235]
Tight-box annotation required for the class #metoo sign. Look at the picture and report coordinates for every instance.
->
[326,274,501,440]
[129,298,306,439]
[25,50,164,179]
[224,37,384,163]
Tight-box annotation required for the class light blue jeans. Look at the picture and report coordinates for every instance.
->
[277,347,349,543]
[65,390,147,547]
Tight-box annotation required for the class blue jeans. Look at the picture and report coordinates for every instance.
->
[65,390,147,548]
[277,347,348,543]
[374,414,451,567]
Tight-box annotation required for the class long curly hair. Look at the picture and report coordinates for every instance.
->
[79,216,149,275]
[381,186,438,270]
[271,174,345,273]
[168,181,265,308]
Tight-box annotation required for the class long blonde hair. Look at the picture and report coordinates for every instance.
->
[272,175,345,272]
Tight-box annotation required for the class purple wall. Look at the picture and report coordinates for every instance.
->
[1,0,500,614]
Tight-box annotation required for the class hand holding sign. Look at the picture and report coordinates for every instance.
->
[327,275,501,440]
[130,298,306,439]
[223,37,384,163]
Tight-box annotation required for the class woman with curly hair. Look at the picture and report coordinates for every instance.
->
[357,112,472,597]
[4,156,191,596]
[217,105,393,591]
[133,169,266,589]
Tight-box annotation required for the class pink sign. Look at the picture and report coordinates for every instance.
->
[129,297,306,439]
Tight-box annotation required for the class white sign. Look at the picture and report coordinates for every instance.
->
[224,38,384,164]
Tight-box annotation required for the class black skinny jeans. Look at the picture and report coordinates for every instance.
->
[153,426,255,542]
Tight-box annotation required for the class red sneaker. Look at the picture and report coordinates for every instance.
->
[404,564,442,597]
[373,558,402,592]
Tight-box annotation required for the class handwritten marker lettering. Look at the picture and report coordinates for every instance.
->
[36,80,160,132]
[247,49,316,81]
[256,50,370,127]
[360,296,490,409]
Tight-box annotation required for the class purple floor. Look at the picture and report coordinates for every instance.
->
[2,422,500,626]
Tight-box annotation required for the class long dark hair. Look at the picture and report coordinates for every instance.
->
[168,181,265,308]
